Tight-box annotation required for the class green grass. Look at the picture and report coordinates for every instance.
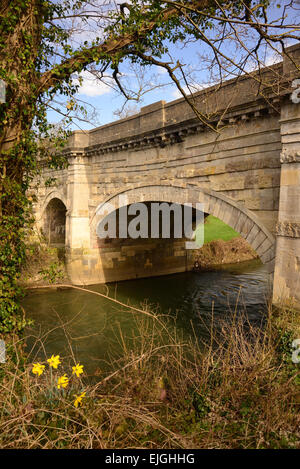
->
[202,215,240,244]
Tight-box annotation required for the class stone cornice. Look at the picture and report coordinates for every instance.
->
[82,99,280,157]
[276,221,300,238]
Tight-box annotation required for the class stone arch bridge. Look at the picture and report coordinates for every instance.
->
[33,44,300,305]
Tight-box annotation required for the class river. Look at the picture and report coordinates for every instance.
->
[23,259,270,378]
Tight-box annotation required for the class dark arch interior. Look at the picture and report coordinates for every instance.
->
[43,198,66,245]
[96,201,208,243]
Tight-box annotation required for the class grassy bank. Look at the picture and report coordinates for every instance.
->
[0,301,299,449]
[194,238,258,268]
[203,215,240,244]
[193,215,257,268]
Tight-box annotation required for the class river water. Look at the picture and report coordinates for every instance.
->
[23,259,270,377]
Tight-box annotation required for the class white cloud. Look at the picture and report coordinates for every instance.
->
[157,67,168,75]
[73,71,113,97]
[245,49,282,72]
[264,52,282,67]
[172,82,216,99]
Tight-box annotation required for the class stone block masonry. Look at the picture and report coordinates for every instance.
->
[33,44,300,306]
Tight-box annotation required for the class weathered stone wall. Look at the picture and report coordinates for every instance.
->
[87,110,281,235]
[33,83,281,286]
[273,45,300,303]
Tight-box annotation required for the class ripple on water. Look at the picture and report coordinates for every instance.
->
[23,259,269,375]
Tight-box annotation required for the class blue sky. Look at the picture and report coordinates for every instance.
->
[46,1,300,131]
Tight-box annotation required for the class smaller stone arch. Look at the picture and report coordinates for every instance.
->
[41,195,67,245]
[40,190,68,218]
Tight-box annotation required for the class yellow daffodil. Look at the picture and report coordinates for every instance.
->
[47,354,61,369]
[32,363,45,376]
[72,363,84,378]
[57,374,69,389]
[74,391,86,408]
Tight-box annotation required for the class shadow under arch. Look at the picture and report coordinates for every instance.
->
[91,183,276,270]
[42,197,67,245]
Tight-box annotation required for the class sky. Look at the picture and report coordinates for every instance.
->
[46,0,300,132]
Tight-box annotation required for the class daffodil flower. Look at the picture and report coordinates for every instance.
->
[47,354,61,369]
[74,391,86,408]
[72,363,84,377]
[32,363,45,376]
[57,374,69,389]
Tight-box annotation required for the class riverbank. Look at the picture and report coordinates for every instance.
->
[21,235,257,288]
[20,243,69,287]
[193,214,258,268]
[193,237,258,270]
[0,302,299,449]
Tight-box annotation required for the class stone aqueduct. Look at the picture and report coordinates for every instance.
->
[33,44,300,305]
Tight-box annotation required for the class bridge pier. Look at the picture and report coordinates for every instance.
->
[272,45,300,306]
[273,99,300,305]
[66,155,91,250]
[65,153,94,283]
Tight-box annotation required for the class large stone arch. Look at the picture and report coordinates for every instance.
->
[91,183,276,270]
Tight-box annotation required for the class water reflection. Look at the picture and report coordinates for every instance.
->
[23,259,270,376]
